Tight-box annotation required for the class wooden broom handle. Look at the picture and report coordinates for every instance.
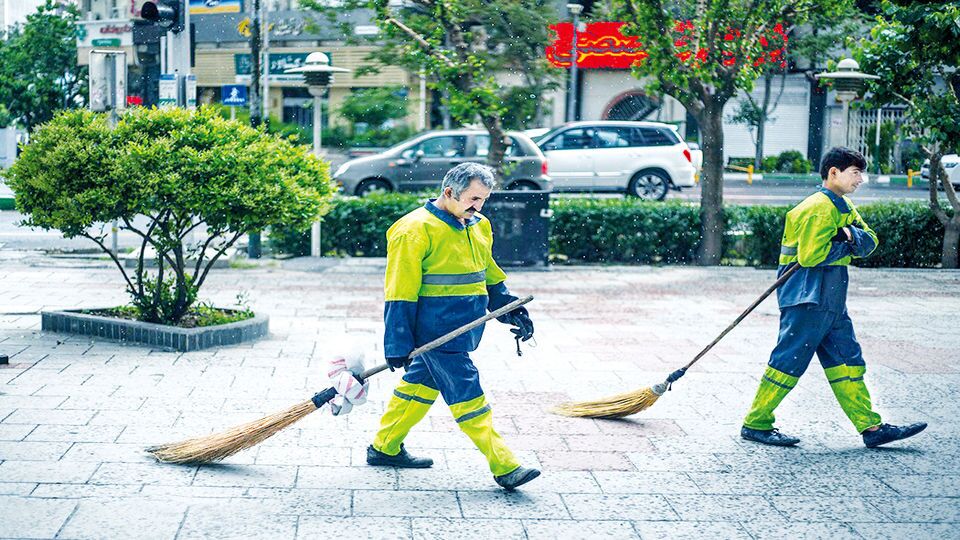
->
[358,295,534,381]
[681,264,800,370]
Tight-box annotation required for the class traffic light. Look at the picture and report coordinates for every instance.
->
[140,1,184,34]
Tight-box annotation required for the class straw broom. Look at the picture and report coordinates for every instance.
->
[146,295,533,464]
[552,265,800,419]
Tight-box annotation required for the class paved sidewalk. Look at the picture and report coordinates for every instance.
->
[0,256,958,539]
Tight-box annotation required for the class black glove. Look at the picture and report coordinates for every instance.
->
[831,227,851,243]
[386,355,411,372]
[499,306,534,342]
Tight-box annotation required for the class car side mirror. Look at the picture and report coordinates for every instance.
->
[413,149,425,162]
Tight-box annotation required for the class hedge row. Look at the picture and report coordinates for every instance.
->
[269,194,949,268]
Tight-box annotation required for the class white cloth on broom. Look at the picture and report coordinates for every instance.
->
[327,350,369,416]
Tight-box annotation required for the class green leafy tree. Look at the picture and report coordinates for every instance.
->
[854,0,960,267]
[338,86,410,132]
[608,0,850,264]
[0,0,86,131]
[7,107,334,324]
[304,0,557,181]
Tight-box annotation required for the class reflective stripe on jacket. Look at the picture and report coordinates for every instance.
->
[776,187,878,311]
[383,200,515,357]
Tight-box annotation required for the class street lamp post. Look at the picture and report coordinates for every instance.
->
[565,3,583,123]
[814,58,879,149]
[286,52,350,258]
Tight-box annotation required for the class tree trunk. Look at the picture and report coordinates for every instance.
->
[480,113,508,186]
[249,0,263,128]
[943,220,960,269]
[697,105,725,265]
[754,75,772,170]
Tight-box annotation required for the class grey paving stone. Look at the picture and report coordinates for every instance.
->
[354,490,462,518]
[0,461,99,483]
[56,498,187,540]
[192,463,297,488]
[297,516,412,540]
[878,474,960,497]
[633,520,753,540]
[90,462,198,486]
[562,493,678,521]
[867,496,960,522]
[592,471,702,494]
[0,496,77,539]
[26,424,123,443]
[742,521,864,540]
[254,444,352,467]
[458,491,570,519]
[178,501,298,540]
[769,496,889,523]
[0,482,36,495]
[140,485,246,499]
[524,519,639,539]
[242,488,352,516]
[296,465,398,490]
[412,517,524,540]
[31,483,143,498]
[626,452,732,473]
[664,494,782,522]
[2,408,96,425]
[61,442,153,462]
[851,522,960,539]
[0,440,71,460]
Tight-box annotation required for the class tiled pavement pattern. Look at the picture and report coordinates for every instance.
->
[0,255,958,539]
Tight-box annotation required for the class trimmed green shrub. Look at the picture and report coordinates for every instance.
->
[268,196,946,268]
[550,199,702,264]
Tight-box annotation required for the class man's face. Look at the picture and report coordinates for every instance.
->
[827,165,865,195]
[446,179,492,220]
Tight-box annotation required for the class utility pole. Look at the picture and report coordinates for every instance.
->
[247,0,263,258]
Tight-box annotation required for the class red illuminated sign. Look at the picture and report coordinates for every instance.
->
[546,21,788,70]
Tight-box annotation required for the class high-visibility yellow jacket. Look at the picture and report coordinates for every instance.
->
[383,200,516,357]
[776,187,878,311]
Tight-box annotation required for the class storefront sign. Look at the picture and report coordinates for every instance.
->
[76,20,134,48]
[234,53,322,82]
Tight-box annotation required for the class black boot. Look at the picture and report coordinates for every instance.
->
[366,444,433,468]
[863,422,927,448]
[741,426,800,447]
[494,466,541,491]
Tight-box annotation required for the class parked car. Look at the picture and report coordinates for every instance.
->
[920,154,960,189]
[333,130,551,196]
[535,121,697,200]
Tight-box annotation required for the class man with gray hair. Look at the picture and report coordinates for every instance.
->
[366,163,539,490]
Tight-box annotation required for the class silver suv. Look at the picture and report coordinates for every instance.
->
[333,130,552,196]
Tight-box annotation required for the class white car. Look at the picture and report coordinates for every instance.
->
[536,121,698,200]
[920,154,960,189]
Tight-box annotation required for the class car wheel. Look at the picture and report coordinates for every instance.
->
[628,170,670,201]
[506,180,538,191]
[355,178,391,197]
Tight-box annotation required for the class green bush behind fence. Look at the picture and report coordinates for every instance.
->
[269,195,948,268]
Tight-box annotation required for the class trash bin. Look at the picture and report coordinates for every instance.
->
[482,190,551,267]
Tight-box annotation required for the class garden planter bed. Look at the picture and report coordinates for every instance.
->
[41,309,269,351]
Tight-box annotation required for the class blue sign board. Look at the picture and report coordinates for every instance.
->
[221,84,248,107]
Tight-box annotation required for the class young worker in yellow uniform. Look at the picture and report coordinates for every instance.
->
[741,147,927,448]
[366,162,540,490]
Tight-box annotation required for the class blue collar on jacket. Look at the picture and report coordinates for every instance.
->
[818,186,850,214]
[425,199,481,230]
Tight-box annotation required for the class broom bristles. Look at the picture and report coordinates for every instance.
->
[551,385,663,419]
[146,399,318,464]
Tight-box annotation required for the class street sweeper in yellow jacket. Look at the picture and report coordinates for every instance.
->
[741,147,927,448]
[365,162,541,491]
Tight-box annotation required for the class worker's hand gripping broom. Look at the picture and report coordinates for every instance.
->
[146,295,533,464]
[552,265,801,419]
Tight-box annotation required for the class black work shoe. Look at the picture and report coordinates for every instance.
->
[863,422,928,448]
[740,426,800,447]
[366,444,433,468]
[494,466,541,491]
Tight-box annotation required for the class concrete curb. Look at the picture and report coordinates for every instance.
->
[40,308,269,351]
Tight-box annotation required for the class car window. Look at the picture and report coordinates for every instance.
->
[542,128,594,151]
[473,135,520,157]
[594,128,632,148]
[403,136,466,158]
[639,127,680,146]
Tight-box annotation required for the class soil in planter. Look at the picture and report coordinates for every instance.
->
[82,305,255,329]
